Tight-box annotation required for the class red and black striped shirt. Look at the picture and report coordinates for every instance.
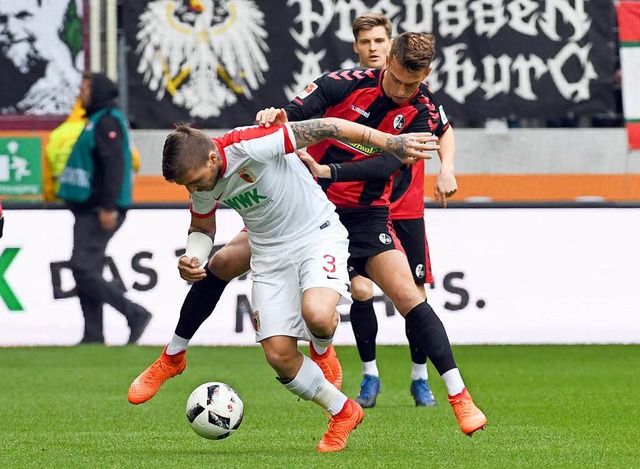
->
[285,68,448,209]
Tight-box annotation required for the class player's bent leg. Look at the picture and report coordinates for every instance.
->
[302,287,343,390]
[128,346,186,404]
[262,336,363,452]
[365,250,424,316]
[209,230,251,281]
[367,250,486,432]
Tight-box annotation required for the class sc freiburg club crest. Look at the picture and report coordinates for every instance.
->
[393,114,405,131]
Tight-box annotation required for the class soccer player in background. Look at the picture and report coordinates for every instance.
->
[257,31,485,436]
[335,13,458,408]
[130,116,437,452]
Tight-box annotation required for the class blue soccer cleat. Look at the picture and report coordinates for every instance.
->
[355,374,381,408]
[410,378,437,407]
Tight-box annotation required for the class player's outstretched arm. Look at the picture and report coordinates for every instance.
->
[289,118,439,161]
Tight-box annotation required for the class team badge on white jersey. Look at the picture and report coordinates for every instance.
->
[251,310,260,332]
[237,167,256,183]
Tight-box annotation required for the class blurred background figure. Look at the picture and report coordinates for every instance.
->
[0,0,82,114]
[45,97,141,201]
[57,72,151,345]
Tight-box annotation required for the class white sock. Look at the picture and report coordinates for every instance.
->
[411,362,428,381]
[310,332,334,356]
[281,355,347,416]
[442,368,465,396]
[165,334,189,356]
[311,341,328,356]
[362,360,379,377]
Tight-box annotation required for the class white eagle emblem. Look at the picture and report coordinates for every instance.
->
[136,0,269,118]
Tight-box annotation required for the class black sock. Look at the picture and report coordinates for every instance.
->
[350,298,377,362]
[405,301,457,376]
[174,268,229,339]
[406,320,427,365]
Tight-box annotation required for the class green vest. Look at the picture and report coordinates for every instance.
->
[57,108,133,208]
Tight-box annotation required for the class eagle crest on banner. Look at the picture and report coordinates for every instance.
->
[136,0,269,118]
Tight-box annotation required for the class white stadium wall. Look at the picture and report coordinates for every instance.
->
[1,208,639,346]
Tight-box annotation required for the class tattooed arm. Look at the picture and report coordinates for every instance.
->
[289,117,439,161]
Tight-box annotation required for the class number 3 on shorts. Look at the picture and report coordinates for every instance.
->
[322,254,336,273]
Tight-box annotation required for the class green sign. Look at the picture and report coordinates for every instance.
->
[0,247,23,312]
[0,137,43,196]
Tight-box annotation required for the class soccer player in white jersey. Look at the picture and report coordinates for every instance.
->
[129,116,437,452]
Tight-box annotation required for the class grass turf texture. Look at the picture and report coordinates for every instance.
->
[1,345,638,468]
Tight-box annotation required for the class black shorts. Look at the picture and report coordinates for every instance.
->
[336,207,404,279]
[391,217,433,285]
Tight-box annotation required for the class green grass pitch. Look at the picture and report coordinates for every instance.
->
[1,345,638,468]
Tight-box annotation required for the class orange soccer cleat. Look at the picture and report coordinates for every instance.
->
[448,387,487,436]
[128,347,186,405]
[317,399,364,453]
[309,344,343,390]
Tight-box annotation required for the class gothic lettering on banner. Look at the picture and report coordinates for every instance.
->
[122,0,616,128]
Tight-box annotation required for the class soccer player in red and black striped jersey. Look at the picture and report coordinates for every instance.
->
[311,13,458,409]
[258,31,486,435]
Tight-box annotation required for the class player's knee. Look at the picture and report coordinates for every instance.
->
[263,346,296,374]
[389,285,424,315]
[304,308,338,336]
[351,279,374,301]
[210,249,247,281]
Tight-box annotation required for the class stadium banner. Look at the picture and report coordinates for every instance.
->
[122,0,616,128]
[0,0,85,117]
[1,208,639,346]
[617,1,640,150]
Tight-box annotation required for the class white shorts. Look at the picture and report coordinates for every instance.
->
[249,222,351,342]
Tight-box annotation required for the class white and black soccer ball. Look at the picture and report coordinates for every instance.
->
[186,382,244,440]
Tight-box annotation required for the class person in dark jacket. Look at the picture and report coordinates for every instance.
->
[67,72,151,344]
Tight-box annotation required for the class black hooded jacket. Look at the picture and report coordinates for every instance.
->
[71,73,127,212]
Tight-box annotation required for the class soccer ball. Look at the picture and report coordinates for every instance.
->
[186,382,244,440]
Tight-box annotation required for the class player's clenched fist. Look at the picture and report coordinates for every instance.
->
[178,255,207,282]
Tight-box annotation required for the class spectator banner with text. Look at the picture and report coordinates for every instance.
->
[122,0,616,128]
[0,0,85,116]
[2,208,638,346]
